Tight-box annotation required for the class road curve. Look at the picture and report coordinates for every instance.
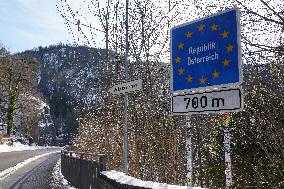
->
[0,148,61,172]
[0,148,61,189]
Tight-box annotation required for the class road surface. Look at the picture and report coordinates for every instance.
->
[0,148,61,189]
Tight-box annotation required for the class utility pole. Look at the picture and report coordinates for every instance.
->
[105,0,110,74]
[123,0,129,174]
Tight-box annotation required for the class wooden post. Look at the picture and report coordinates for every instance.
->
[99,154,107,172]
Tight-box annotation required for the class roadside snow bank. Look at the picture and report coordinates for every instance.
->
[52,159,77,189]
[0,142,59,152]
[101,170,206,189]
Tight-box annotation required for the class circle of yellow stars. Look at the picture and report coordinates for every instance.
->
[175,23,234,85]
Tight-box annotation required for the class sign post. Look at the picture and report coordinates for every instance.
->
[109,78,142,173]
[224,113,232,188]
[186,116,193,188]
[170,8,242,188]
[123,0,129,174]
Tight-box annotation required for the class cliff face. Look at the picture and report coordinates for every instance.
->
[22,44,108,145]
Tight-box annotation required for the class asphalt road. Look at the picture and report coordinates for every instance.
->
[0,148,61,189]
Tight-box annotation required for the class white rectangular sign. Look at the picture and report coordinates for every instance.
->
[171,88,243,114]
[109,79,142,95]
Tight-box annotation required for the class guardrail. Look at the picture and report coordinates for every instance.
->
[61,150,106,189]
[61,148,150,189]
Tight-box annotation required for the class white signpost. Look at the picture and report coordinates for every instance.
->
[172,88,242,114]
[109,79,142,95]
[223,113,233,188]
[185,116,193,186]
[108,77,142,175]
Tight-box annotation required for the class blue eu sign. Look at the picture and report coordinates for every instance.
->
[171,8,242,93]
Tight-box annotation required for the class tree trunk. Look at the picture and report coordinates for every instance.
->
[7,94,17,136]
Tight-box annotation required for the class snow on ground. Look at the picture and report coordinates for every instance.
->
[0,151,58,182]
[57,168,206,189]
[101,170,206,189]
[52,159,77,189]
[0,142,59,152]
[56,166,207,189]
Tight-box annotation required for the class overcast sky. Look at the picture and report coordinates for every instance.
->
[0,0,71,53]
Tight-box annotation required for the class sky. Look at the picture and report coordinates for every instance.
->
[1,0,281,59]
[0,0,72,53]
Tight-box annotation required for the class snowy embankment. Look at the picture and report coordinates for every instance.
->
[52,159,77,189]
[101,170,206,189]
[55,168,206,189]
[0,142,58,152]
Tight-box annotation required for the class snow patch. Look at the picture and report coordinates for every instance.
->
[51,158,77,189]
[101,170,206,189]
[0,142,59,152]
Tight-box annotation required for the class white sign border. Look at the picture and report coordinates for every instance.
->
[171,87,244,115]
[170,7,243,94]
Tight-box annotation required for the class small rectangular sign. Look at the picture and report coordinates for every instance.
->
[171,88,243,114]
[109,79,142,95]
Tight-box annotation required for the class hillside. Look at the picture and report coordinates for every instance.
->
[22,44,109,145]
[21,44,283,148]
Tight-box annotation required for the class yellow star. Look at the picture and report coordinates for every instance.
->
[221,31,229,39]
[175,57,181,63]
[178,43,184,49]
[178,68,185,75]
[212,70,220,78]
[197,24,205,31]
[270,63,278,72]
[185,31,193,39]
[186,75,193,83]
[199,76,206,84]
[222,59,230,67]
[226,44,234,53]
[211,24,218,31]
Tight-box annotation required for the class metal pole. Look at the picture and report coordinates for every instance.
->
[78,116,80,135]
[223,113,232,188]
[123,0,129,174]
[105,0,109,73]
[186,115,193,189]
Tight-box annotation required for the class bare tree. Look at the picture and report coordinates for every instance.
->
[0,53,38,136]
[57,0,193,184]
[190,0,284,64]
